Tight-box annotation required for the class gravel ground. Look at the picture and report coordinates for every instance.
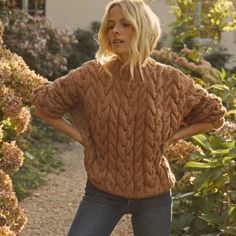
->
[19,142,133,236]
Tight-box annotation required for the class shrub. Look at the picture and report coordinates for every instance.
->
[0,5,76,81]
[0,20,45,234]
[152,46,236,235]
[67,22,99,70]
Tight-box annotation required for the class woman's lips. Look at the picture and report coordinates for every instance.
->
[113,39,124,44]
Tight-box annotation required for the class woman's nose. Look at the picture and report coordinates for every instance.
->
[112,24,120,34]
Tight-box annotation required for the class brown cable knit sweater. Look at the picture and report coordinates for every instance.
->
[32,57,226,198]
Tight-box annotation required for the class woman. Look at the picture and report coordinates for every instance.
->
[32,0,226,235]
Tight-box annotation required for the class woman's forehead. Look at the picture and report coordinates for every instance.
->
[108,5,124,20]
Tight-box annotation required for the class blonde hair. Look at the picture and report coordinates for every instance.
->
[96,0,161,79]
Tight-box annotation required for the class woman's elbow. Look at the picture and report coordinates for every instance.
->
[34,108,45,118]
[34,108,54,122]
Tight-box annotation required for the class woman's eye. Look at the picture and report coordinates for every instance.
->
[122,23,130,27]
[107,25,115,30]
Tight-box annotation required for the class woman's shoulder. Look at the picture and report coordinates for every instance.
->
[146,58,194,92]
[155,59,190,79]
[148,58,182,75]
[146,57,180,78]
[72,59,102,75]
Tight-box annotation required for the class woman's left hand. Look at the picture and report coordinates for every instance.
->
[163,122,216,151]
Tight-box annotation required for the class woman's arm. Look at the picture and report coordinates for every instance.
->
[165,122,215,148]
[174,122,214,141]
[36,110,84,145]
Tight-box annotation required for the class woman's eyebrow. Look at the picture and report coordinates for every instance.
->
[107,20,115,24]
[108,18,127,23]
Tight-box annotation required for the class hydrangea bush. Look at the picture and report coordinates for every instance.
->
[0,21,46,235]
[151,48,220,84]
[1,6,76,81]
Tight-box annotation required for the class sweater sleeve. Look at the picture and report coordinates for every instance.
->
[176,70,226,129]
[31,64,87,118]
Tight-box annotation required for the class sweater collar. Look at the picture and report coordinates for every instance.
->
[105,56,156,81]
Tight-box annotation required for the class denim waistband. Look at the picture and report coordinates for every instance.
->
[85,179,171,201]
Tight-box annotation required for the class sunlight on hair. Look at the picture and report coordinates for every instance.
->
[96,0,161,80]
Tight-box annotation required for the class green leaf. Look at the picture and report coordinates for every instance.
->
[218,68,227,81]
[191,134,211,151]
[200,211,223,225]
[193,168,225,193]
[207,84,229,91]
[227,109,236,115]
[173,192,194,200]
[223,155,236,164]
[228,205,236,218]
[185,161,214,169]
[211,149,231,155]
[208,135,230,149]
[214,175,229,189]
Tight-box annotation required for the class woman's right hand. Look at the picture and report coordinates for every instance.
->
[36,110,84,146]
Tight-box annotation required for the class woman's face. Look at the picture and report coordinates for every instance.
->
[107,5,134,62]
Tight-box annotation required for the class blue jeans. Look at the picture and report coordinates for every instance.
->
[67,180,172,236]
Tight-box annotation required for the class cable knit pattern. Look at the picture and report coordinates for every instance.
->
[32,57,226,198]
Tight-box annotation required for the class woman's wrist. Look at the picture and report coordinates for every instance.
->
[173,122,215,142]
[38,114,84,145]
[74,133,84,145]
[171,132,180,143]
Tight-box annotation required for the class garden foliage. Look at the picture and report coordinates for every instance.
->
[150,3,236,234]
[0,20,46,235]
[152,48,236,235]
[0,3,76,81]
[0,3,99,81]
[166,0,236,51]
[151,45,236,234]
